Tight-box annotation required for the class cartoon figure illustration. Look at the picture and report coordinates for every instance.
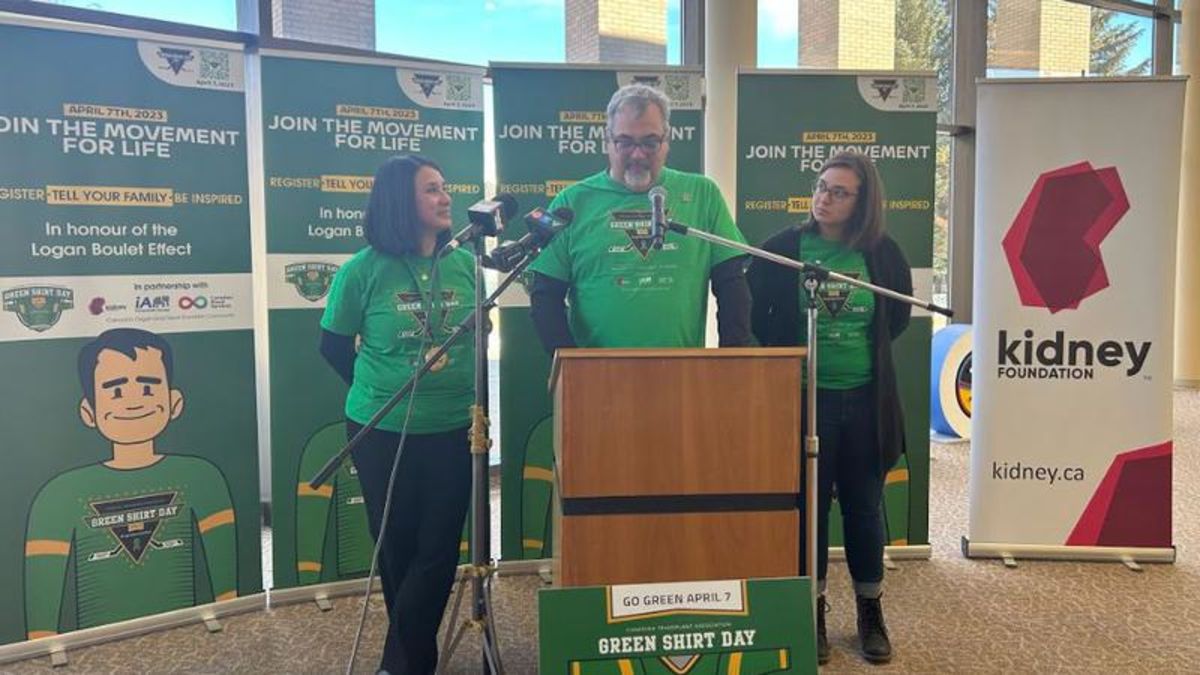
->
[520,415,555,558]
[569,648,793,674]
[295,421,373,584]
[24,328,238,639]
[294,421,471,586]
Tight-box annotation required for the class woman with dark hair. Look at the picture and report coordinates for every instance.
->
[319,154,474,675]
[747,151,912,665]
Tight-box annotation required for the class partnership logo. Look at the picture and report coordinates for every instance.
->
[1003,161,1128,313]
[285,262,339,302]
[3,286,74,332]
[156,47,193,75]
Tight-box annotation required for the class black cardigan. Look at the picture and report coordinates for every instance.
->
[746,225,913,470]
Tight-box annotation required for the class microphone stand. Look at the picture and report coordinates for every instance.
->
[664,219,952,624]
[310,228,558,675]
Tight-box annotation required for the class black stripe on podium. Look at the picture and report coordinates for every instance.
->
[560,493,798,516]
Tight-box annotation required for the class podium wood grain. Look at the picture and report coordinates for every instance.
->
[556,510,800,587]
[552,348,805,498]
[551,348,806,587]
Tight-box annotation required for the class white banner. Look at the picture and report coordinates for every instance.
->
[0,273,254,342]
[607,580,747,621]
[968,78,1185,553]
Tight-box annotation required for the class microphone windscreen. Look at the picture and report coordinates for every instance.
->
[495,193,520,220]
[551,207,574,225]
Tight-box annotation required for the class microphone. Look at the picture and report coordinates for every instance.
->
[487,207,574,272]
[439,193,519,257]
[648,185,667,250]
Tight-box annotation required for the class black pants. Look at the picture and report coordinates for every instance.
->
[347,421,471,675]
[801,384,887,586]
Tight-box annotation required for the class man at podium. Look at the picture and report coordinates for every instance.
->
[528,83,751,351]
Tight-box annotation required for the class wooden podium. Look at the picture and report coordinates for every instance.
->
[550,348,805,587]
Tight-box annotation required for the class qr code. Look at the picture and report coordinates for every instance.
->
[199,50,230,81]
[446,74,471,102]
[902,79,927,104]
[664,75,691,103]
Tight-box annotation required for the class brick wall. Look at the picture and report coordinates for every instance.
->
[567,0,666,64]
[991,0,1041,70]
[991,0,1089,75]
[272,0,375,50]
[565,0,601,62]
[799,0,840,68]
[838,0,894,69]
[1039,0,1090,75]
[798,0,894,69]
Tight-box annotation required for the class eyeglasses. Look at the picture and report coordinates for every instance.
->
[813,180,858,202]
[610,135,665,154]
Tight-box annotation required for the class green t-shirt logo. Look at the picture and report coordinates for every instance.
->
[85,492,182,564]
[608,210,678,259]
[817,272,861,317]
[3,286,74,332]
[394,289,458,339]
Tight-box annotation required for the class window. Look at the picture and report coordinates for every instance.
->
[758,0,799,68]
[32,0,237,31]
[377,0,681,66]
[759,0,953,122]
[988,1,1153,78]
[377,1,565,64]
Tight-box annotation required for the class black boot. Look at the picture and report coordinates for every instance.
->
[816,594,830,664]
[855,595,892,664]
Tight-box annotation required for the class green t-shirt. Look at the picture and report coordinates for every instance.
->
[800,231,875,389]
[24,455,237,637]
[321,246,476,434]
[530,167,746,348]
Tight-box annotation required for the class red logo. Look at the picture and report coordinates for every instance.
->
[89,297,106,315]
[1002,162,1129,313]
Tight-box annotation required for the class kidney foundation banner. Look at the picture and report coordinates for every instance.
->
[965,78,1185,562]
[0,17,263,648]
[258,50,485,591]
[489,64,705,563]
[736,70,937,557]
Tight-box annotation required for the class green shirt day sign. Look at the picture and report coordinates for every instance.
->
[540,578,817,674]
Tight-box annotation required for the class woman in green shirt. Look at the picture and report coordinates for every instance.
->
[747,152,912,666]
[319,155,475,675]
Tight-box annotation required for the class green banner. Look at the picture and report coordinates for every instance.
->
[0,20,261,644]
[261,51,485,589]
[736,71,936,548]
[490,65,705,561]
[539,578,816,674]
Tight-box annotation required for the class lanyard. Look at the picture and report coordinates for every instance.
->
[401,255,444,338]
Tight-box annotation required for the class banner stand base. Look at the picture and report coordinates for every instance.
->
[961,537,1176,564]
[268,560,521,612]
[0,593,266,666]
[831,544,931,562]
[266,576,384,610]
[496,559,552,577]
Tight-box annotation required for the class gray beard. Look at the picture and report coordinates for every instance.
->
[621,166,653,191]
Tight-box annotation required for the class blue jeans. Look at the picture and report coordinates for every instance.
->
[806,384,886,587]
